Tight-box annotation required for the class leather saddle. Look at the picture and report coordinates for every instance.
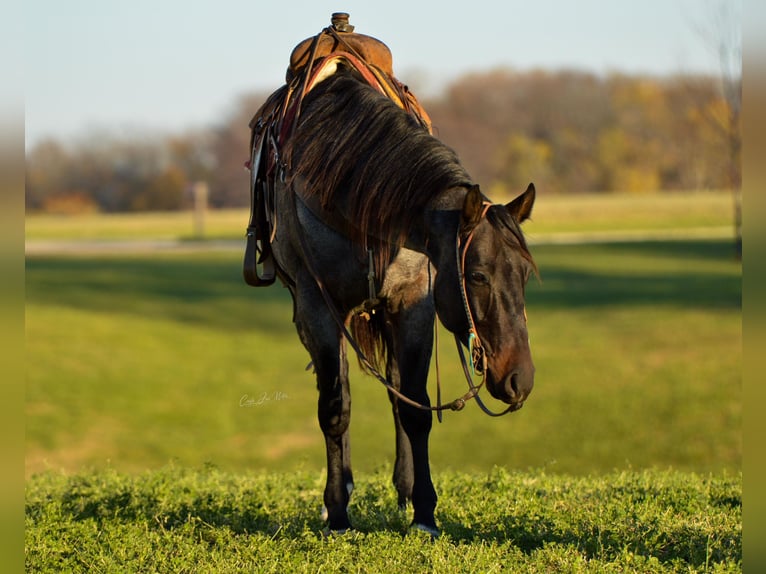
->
[243,13,431,287]
[286,12,394,83]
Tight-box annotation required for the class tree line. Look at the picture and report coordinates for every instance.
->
[25,68,739,214]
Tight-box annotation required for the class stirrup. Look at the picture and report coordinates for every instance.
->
[243,228,276,286]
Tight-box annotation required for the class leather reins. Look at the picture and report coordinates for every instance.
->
[293,192,517,419]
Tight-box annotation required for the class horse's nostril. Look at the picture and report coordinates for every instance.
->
[509,372,520,397]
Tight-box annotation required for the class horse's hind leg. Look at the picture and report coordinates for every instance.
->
[294,277,354,532]
[319,340,354,532]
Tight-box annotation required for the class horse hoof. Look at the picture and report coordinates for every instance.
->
[409,522,441,539]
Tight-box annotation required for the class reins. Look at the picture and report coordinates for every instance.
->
[294,193,516,419]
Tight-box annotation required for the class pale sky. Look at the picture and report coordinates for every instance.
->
[24,0,738,149]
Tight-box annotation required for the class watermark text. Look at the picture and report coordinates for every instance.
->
[239,391,289,407]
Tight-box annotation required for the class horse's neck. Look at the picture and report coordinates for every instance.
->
[406,186,468,270]
[426,186,468,212]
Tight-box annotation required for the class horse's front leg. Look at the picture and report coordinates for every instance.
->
[386,341,414,509]
[294,275,354,532]
[386,297,438,535]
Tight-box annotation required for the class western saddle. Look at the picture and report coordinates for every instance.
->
[244,13,432,287]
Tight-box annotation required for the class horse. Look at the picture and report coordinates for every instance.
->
[245,53,537,536]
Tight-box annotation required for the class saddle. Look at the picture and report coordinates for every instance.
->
[286,13,394,82]
[243,13,432,287]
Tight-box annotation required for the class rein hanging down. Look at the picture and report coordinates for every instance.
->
[295,191,517,419]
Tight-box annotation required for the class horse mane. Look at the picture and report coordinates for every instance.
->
[282,66,535,375]
[284,65,474,274]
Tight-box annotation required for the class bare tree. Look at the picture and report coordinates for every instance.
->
[693,0,742,258]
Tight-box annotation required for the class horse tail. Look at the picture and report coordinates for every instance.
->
[348,311,387,376]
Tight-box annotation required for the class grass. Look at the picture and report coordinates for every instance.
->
[523,190,734,235]
[24,190,733,241]
[25,240,741,477]
[25,199,742,571]
[25,465,741,572]
[24,209,248,241]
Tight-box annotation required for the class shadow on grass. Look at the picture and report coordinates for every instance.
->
[527,267,740,310]
[527,239,740,310]
[25,239,741,334]
[25,255,296,333]
[596,238,739,263]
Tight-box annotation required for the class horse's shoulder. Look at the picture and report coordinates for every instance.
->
[380,249,431,312]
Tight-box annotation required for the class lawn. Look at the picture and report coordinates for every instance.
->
[24,190,733,241]
[25,465,741,572]
[24,196,742,571]
[25,240,741,477]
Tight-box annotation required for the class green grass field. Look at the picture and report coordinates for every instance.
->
[25,241,741,477]
[24,190,733,241]
[26,466,741,572]
[25,193,742,571]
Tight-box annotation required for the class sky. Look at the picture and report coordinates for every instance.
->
[24,0,740,149]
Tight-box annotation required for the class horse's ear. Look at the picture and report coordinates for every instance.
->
[461,185,485,231]
[506,183,535,223]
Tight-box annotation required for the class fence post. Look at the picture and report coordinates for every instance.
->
[192,181,208,238]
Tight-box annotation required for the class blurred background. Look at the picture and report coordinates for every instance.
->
[25,1,741,478]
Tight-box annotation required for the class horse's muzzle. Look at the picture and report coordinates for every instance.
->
[487,367,534,407]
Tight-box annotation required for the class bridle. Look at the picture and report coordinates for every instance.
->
[453,201,520,418]
[457,201,492,379]
[294,193,520,419]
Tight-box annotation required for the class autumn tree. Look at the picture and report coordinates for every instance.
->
[26,69,740,212]
[424,69,737,196]
[208,92,271,208]
[691,0,742,257]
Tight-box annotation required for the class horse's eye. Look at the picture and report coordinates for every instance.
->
[469,271,489,285]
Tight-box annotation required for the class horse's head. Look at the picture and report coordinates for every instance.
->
[432,183,536,409]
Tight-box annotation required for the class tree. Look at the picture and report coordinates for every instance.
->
[25,139,71,211]
[25,67,741,212]
[129,166,187,211]
[493,134,553,193]
[692,0,742,258]
[209,92,271,209]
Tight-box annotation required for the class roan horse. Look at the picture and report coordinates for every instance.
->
[244,14,537,536]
